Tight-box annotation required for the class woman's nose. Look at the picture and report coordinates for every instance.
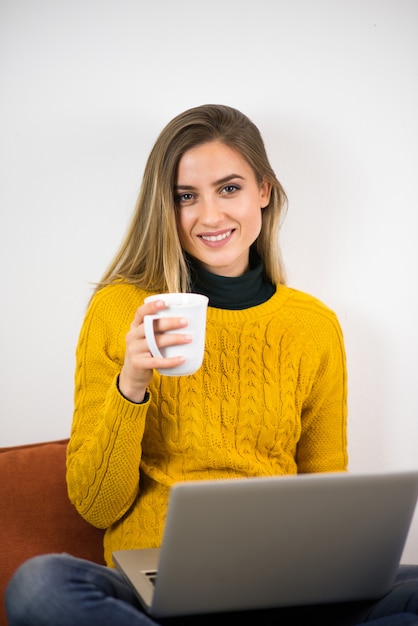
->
[199,197,223,223]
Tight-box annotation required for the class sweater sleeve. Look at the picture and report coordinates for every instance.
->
[66,286,149,529]
[296,306,348,474]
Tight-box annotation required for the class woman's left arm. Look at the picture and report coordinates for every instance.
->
[296,310,348,474]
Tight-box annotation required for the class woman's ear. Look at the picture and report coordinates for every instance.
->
[260,180,272,209]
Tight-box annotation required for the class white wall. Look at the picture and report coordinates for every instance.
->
[1,0,417,560]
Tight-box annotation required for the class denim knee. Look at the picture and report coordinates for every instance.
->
[5,553,70,626]
[5,553,153,626]
[364,565,418,624]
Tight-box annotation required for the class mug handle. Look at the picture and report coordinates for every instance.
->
[143,315,163,358]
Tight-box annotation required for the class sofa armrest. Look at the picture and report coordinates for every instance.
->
[0,439,105,626]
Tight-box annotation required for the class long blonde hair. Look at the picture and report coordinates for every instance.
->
[96,104,288,293]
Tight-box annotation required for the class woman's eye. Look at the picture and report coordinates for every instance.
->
[221,185,239,194]
[176,192,194,203]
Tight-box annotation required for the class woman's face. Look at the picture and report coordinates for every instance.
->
[175,141,271,277]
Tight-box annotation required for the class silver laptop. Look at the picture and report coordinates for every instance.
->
[113,470,418,618]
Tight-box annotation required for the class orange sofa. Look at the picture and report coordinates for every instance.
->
[0,439,105,626]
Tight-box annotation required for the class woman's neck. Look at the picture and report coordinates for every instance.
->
[186,250,276,310]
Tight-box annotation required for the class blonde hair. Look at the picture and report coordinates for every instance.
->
[96,104,288,293]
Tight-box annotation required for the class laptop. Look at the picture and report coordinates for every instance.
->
[113,470,418,618]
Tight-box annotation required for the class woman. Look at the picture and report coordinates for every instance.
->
[6,104,418,625]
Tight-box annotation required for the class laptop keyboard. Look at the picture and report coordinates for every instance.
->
[144,570,158,586]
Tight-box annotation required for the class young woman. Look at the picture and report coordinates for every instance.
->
[6,105,418,625]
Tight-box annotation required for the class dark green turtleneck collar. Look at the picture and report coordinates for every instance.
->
[186,250,276,310]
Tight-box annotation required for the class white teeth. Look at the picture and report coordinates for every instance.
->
[201,230,232,242]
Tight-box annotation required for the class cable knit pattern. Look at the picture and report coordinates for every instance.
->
[67,282,348,566]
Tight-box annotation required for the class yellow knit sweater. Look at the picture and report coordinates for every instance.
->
[67,283,348,566]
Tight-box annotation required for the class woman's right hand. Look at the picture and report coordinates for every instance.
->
[118,298,192,403]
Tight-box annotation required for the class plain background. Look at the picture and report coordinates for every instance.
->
[1,0,417,561]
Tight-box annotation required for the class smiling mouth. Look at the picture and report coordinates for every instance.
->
[199,230,233,242]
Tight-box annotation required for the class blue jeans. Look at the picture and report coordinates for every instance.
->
[5,554,418,626]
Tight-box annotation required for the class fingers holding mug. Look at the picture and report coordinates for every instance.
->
[144,293,208,376]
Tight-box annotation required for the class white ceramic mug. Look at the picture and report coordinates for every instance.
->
[144,293,209,376]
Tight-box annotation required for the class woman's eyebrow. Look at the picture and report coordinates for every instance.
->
[214,174,245,186]
[175,174,245,191]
